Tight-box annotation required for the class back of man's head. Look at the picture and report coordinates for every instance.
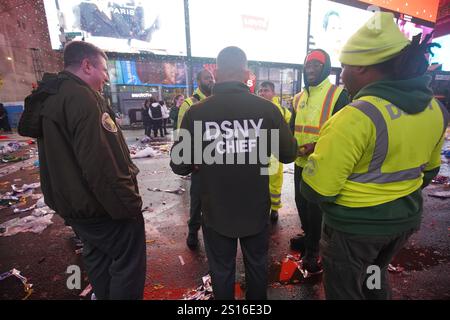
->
[215,46,248,83]
[64,41,107,69]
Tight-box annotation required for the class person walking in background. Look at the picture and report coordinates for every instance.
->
[142,99,152,138]
[148,97,164,137]
[160,100,170,136]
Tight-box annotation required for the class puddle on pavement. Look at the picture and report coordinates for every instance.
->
[391,247,449,271]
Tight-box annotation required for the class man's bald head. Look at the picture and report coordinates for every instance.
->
[215,46,248,83]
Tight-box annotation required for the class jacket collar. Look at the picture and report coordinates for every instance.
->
[213,81,250,94]
[194,87,207,100]
[305,77,331,94]
[59,71,100,97]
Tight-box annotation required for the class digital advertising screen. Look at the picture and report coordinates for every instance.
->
[43,0,186,55]
[429,35,450,71]
[397,18,434,41]
[309,0,374,67]
[189,0,309,64]
[358,0,440,23]
[108,60,188,87]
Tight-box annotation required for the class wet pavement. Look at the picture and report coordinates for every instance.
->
[0,129,449,300]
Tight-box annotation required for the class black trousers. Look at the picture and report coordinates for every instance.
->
[70,215,147,300]
[294,165,322,259]
[151,119,163,137]
[188,171,202,234]
[162,118,168,134]
[202,223,269,300]
[321,224,416,300]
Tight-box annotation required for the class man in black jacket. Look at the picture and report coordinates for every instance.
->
[20,41,146,300]
[170,46,297,300]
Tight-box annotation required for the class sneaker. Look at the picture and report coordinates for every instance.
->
[302,257,323,275]
[270,210,278,223]
[186,232,199,250]
[289,234,305,252]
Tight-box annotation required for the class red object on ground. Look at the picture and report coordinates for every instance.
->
[279,257,299,282]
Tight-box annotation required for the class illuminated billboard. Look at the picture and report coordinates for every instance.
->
[429,35,450,71]
[43,0,186,55]
[189,0,309,64]
[358,0,440,23]
[310,0,374,67]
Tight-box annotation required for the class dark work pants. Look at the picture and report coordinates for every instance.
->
[321,224,416,300]
[70,215,147,300]
[202,223,269,300]
[294,165,322,259]
[188,171,202,234]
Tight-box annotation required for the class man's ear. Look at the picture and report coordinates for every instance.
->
[243,69,251,83]
[355,66,369,75]
[80,58,93,75]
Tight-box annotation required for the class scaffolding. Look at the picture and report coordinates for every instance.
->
[30,47,44,82]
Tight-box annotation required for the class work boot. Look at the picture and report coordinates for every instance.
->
[270,210,278,223]
[302,256,323,275]
[289,234,305,252]
[186,232,198,250]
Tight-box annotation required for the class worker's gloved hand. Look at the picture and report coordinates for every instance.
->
[298,143,316,156]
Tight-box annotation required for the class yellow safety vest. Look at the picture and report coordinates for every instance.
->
[293,78,343,167]
[272,97,292,124]
[177,88,207,129]
[268,97,291,210]
[303,96,448,207]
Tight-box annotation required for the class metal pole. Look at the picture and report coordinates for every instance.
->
[184,0,194,96]
[306,0,312,56]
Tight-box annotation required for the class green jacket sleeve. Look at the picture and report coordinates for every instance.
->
[67,89,142,220]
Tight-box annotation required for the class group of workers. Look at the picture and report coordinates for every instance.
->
[21,11,448,300]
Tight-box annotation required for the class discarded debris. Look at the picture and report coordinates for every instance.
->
[429,190,450,199]
[0,269,33,300]
[183,274,213,300]
[13,204,37,214]
[431,175,449,184]
[147,187,186,195]
[178,255,185,266]
[388,264,405,273]
[79,284,93,298]
[1,155,29,163]
[0,196,20,207]
[279,254,322,283]
[0,214,54,237]
[153,284,164,290]
[11,183,40,193]
[130,146,157,159]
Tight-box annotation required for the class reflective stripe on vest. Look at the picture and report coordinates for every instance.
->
[294,85,339,136]
[347,100,427,184]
